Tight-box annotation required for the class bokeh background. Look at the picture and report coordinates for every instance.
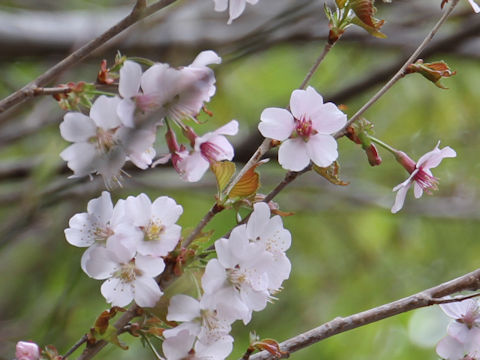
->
[0,0,479,359]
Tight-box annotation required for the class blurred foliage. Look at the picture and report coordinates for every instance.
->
[0,3,479,360]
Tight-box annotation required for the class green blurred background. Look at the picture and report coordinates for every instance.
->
[0,0,479,359]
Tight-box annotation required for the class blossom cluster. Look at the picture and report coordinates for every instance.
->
[59,51,237,187]
[65,192,183,307]
[162,202,292,359]
[437,298,480,359]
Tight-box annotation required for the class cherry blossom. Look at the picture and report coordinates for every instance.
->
[15,341,40,360]
[81,239,164,307]
[440,299,480,345]
[245,202,291,290]
[117,51,221,128]
[202,227,275,324]
[258,86,347,171]
[163,294,233,360]
[391,142,456,213]
[176,120,238,182]
[123,193,183,257]
[436,334,480,360]
[213,0,259,24]
[60,95,156,187]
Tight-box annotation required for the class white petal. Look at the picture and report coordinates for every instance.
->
[136,255,166,277]
[81,245,117,279]
[151,196,183,225]
[119,60,142,99]
[60,112,96,142]
[290,87,321,120]
[202,259,227,294]
[278,138,310,171]
[259,107,294,141]
[228,0,246,24]
[391,181,412,213]
[413,181,424,199]
[167,294,201,322]
[101,277,134,307]
[468,0,480,12]
[87,192,113,225]
[89,95,122,129]
[213,119,238,136]
[117,98,136,128]
[65,213,96,247]
[60,142,98,177]
[246,202,270,240]
[163,329,195,360]
[178,151,210,182]
[190,50,222,67]
[134,276,163,307]
[305,134,338,168]
[436,335,465,360]
[195,335,233,359]
[213,0,228,11]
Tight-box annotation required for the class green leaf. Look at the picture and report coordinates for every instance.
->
[211,161,236,193]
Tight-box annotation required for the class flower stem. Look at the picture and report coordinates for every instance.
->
[334,0,461,139]
[299,40,337,90]
[367,135,398,156]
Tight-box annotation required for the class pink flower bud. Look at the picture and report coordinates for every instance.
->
[15,341,40,360]
[394,150,416,174]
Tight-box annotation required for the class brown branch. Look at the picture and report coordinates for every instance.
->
[249,267,480,359]
[0,0,178,114]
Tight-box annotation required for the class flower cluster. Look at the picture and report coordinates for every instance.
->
[65,192,183,307]
[60,51,229,187]
[437,299,480,359]
[162,202,291,359]
[258,86,347,172]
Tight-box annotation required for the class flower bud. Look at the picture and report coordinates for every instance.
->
[15,341,40,360]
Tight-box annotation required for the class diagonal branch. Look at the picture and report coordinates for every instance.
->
[0,0,178,114]
[249,267,480,359]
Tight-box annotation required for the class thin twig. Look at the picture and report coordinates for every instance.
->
[182,203,224,248]
[298,41,335,91]
[62,335,88,359]
[334,0,460,139]
[0,0,178,113]
[263,166,312,204]
[249,266,480,359]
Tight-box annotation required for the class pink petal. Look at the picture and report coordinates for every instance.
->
[310,102,347,134]
[305,133,338,168]
[436,335,465,360]
[290,86,324,120]
[259,107,294,141]
[213,119,238,136]
[278,138,310,171]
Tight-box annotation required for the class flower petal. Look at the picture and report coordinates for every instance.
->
[278,138,310,171]
[89,95,122,129]
[60,112,96,142]
[167,294,201,322]
[134,276,163,307]
[119,60,142,99]
[391,181,412,213]
[305,133,338,168]
[259,107,294,141]
[101,277,134,307]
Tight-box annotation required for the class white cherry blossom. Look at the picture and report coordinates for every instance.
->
[258,86,347,171]
[391,142,456,213]
[163,294,233,360]
[213,0,259,24]
[123,193,183,257]
[245,202,291,291]
[81,239,164,307]
[202,226,274,324]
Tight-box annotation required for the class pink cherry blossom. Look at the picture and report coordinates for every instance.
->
[117,52,221,128]
[213,0,259,24]
[176,120,238,182]
[258,86,347,171]
[391,142,456,213]
[436,334,480,360]
[440,299,480,345]
[15,341,40,360]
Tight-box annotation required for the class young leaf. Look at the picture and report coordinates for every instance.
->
[313,161,349,186]
[211,161,236,193]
